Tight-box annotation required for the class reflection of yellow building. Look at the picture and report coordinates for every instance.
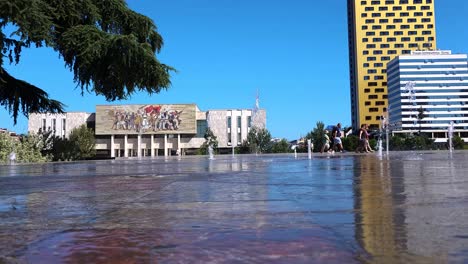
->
[355,156,398,258]
[348,0,436,129]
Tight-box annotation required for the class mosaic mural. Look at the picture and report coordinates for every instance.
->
[95,104,197,135]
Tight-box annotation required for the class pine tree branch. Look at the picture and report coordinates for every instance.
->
[0,67,65,124]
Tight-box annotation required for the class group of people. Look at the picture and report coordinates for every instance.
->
[319,123,374,154]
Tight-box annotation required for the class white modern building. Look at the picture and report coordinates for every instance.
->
[28,112,95,138]
[387,50,468,142]
[28,104,266,157]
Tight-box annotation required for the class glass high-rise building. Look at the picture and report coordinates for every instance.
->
[387,50,468,141]
[347,0,436,129]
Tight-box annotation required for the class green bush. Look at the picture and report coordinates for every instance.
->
[342,135,359,151]
[389,134,435,151]
[0,133,48,164]
[452,136,465,150]
[271,139,291,153]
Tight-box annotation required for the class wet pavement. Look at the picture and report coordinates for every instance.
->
[0,152,468,263]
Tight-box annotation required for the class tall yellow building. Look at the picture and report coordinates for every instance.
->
[348,0,436,129]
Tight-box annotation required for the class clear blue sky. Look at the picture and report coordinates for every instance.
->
[1,0,468,140]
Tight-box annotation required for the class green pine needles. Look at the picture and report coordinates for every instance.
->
[0,0,174,123]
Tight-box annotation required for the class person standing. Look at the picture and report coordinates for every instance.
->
[321,130,331,153]
[332,123,345,152]
[355,124,366,153]
[364,124,374,152]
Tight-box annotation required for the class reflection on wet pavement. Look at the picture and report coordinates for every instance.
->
[0,152,467,263]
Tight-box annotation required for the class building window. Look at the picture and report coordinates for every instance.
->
[52,119,56,133]
[42,119,46,132]
[237,116,242,145]
[62,119,66,136]
[196,120,208,138]
[227,116,232,145]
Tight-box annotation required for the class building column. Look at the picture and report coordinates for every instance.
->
[177,134,181,156]
[124,135,128,157]
[110,135,115,158]
[137,134,142,158]
[164,134,168,157]
[150,134,155,157]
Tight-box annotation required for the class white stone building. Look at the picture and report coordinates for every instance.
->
[28,112,95,138]
[28,104,266,157]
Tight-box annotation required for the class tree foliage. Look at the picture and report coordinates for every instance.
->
[304,121,326,152]
[0,0,173,123]
[0,133,47,163]
[452,135,465,150]
[389,134,436,150]
[67,124,96,160]
[199,128,218,155]
[246,127,272,154]
[270,139,291,153]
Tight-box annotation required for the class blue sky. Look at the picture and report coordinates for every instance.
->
[1,0,468,140]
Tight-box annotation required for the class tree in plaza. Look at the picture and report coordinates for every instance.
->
[0,133,15,163]
[270,138,291,153]
[0,0,174,124]
[199,128,218,155]
[16,133,49,162]
[67,124,96,160]
[305,121,326,152]
[246,127,272,154]
[0,132,47,163]
[417,106,426,134]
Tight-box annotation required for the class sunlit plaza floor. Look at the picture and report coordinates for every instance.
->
[1,152,468,263]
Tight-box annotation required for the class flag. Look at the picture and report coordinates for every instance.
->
[253,90,260,115]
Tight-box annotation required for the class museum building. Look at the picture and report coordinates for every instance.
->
[28,104,266,157]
